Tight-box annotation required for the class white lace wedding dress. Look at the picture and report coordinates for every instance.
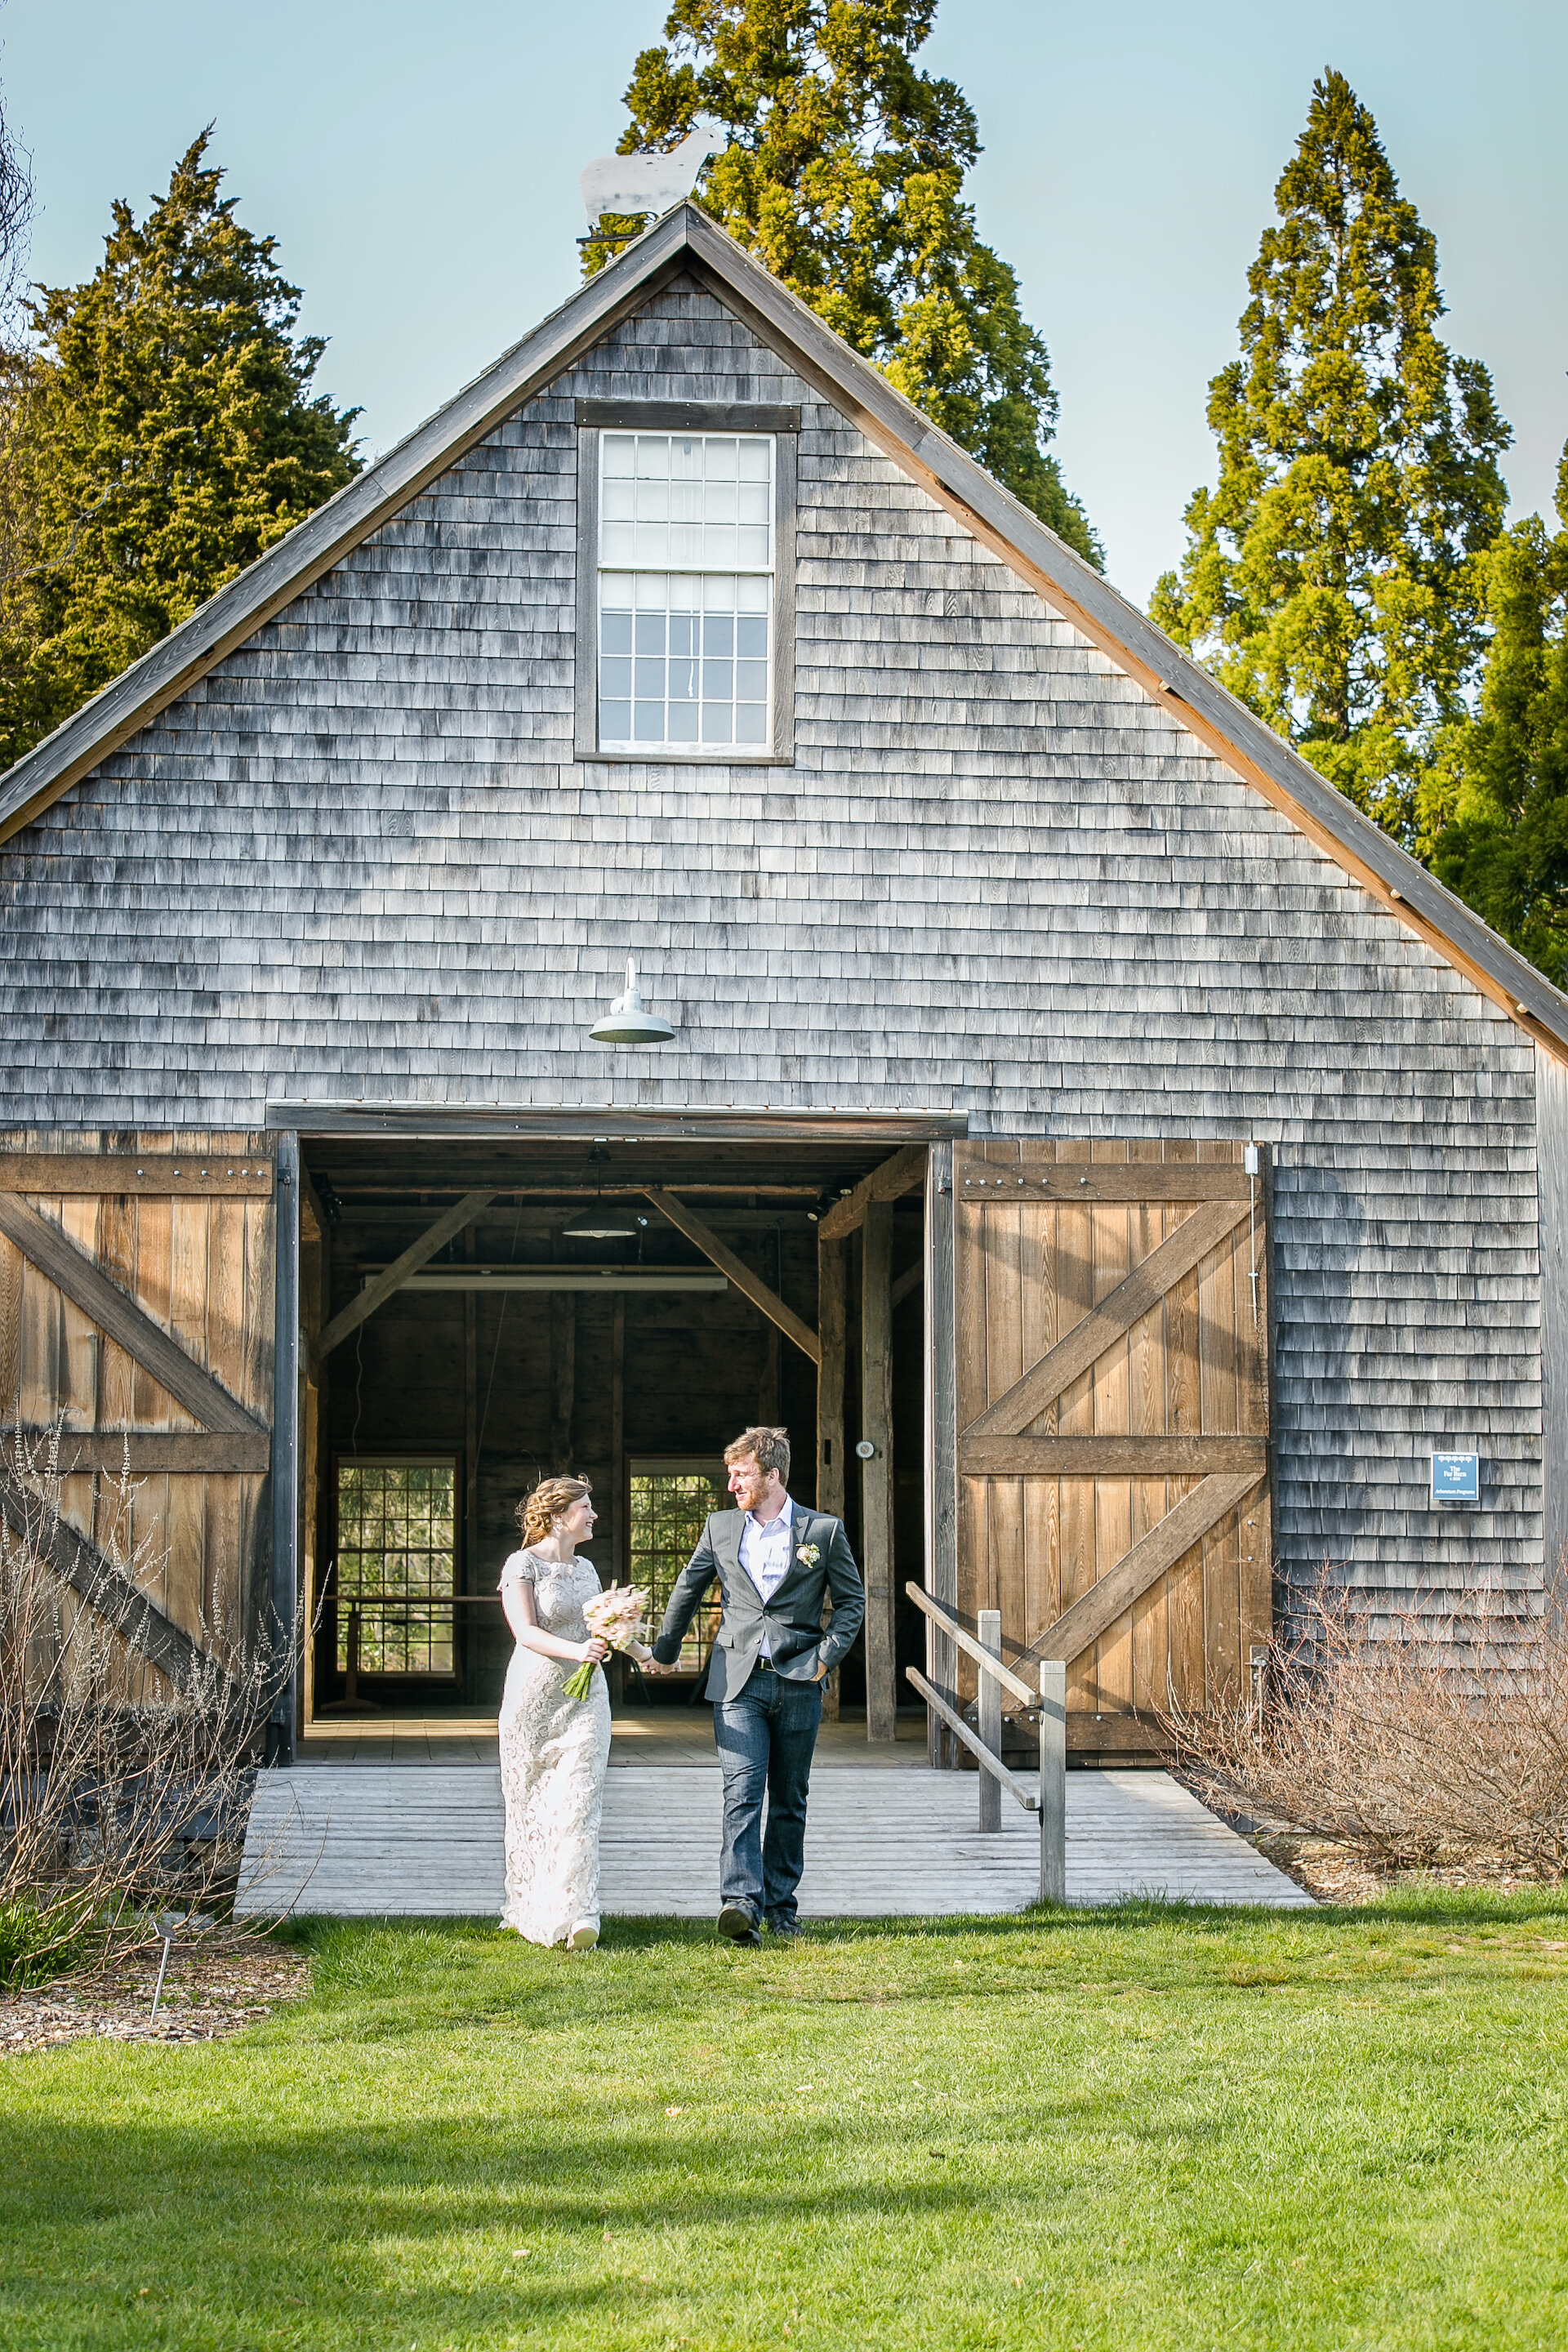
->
[497,1548,612,1945]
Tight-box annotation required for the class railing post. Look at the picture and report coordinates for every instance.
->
[1038,1659,1067,1904]
[978,1608,1002,1832]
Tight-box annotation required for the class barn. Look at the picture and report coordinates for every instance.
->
[1,202,1564,1800]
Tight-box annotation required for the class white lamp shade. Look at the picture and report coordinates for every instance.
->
[590,960,675,1046]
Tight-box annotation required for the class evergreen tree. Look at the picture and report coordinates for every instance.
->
[1423,443,1568,982]
[0,131,360,769]
[590,0,1101,565]
[1150,70,1510,844]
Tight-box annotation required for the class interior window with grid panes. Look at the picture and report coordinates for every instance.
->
[598,431,773,749]
[335,1462,457,1677]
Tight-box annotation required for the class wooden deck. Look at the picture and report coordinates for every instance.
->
[238,1729,1309,1918]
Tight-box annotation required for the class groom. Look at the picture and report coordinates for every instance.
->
[649,1424,865,1944]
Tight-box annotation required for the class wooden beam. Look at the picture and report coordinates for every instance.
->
[0,1192,267,1438]
[311,1190,496,1364]
[24,1431,271,1476]
[643,1190,821,1364]
[0,1466,221,1689]
[960,1435,1269,1478]
[969,1197,1251,1439]
[817,1146,928,1241]
[862,1199,897,1741]
[891,1259,922,1312]
[0,1153,272,1197]
[1021,1470,1265,1670]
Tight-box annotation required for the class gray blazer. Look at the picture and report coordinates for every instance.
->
[650,1501,866,1703]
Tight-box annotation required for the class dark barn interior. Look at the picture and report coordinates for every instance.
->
[296,1134,927,1725]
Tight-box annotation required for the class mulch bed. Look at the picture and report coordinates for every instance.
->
[0,1937,311,2057]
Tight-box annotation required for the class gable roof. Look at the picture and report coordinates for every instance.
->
[2,200,1564,1063]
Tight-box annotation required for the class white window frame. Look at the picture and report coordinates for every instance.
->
[575,400,797,764]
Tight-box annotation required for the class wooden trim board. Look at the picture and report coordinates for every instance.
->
[960,1435,1269,1477]
[957,1166,1251,1202]
[24,1431,271,1475]
[0,1154,273,1196]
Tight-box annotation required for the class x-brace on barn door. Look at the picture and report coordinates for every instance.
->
[953,1140,1271,1751]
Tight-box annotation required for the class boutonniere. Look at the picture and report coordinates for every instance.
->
[796,1541,821,1566]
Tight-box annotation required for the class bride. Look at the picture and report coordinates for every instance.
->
[497,1473,655,1949]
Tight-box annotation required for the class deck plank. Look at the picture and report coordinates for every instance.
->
[237,1762,1311,1918]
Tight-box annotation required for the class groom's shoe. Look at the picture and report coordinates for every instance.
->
[717,1900,760,1945]
[765,1915,801,1940]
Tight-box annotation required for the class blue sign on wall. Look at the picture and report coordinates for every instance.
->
[1431,1452,1480,1505]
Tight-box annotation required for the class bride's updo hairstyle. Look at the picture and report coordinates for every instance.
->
[517,1474,592,1548]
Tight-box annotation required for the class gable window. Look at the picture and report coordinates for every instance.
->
[576,400,797,763]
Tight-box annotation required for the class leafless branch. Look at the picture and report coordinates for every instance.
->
[1160,1564,1568,1879]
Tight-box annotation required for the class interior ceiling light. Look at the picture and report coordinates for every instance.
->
[590,960,675,1046]
[561,1151,650,1242]
[562,1205,647,1241]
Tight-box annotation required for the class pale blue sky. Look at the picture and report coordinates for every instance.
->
[7,1,1566,604]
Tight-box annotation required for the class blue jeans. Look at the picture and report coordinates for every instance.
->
[712,1664,823,1926]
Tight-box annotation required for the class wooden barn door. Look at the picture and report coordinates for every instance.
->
[0,1135,275,1689]
[955,1139,1270,1749]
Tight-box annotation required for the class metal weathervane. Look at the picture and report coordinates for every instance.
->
[579,122,722,250]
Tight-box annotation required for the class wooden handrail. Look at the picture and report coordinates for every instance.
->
[906,1668,1038,1811]
[905,1582,1037,1706]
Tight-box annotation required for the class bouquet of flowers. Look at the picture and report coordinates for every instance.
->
[562,1584,648,1700]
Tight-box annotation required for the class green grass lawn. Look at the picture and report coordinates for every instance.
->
[2,1893,1567,2350]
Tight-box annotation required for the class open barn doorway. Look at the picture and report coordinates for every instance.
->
[289,1120,939,1753]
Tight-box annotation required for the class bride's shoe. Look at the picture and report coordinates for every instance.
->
[567,1917,600,1950]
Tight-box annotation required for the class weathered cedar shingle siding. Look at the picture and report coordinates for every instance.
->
[0,274,1545,1624]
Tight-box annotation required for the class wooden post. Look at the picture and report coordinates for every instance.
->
[978,1606,1002,1832]
[609,1294,626,1708]
[862,1199,896,1741]
[1039,1659,1067,1904]
[550,1293,576,1473]
[611,1295,626,1582]
[817,1233,846,1724]
[270,1134,300,1761]
[463,1223,478,1690]
[759,1320,780,1423]
[924,1142,956,1766]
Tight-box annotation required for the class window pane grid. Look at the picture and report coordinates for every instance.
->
[628,1470,726,1673]
[336,1462,457,1676]
[599,431,773,752]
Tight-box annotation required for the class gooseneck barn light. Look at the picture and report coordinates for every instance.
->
[590,959,675,1047]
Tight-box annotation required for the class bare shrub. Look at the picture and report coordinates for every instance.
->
[1161,1568,1568,1880]
[0,1426,287,1985]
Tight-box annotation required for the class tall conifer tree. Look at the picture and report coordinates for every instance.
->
[1150,71,1510,843]
[0,132,359,768]
[1424,444,1568,981]
[590,0,1101,565]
